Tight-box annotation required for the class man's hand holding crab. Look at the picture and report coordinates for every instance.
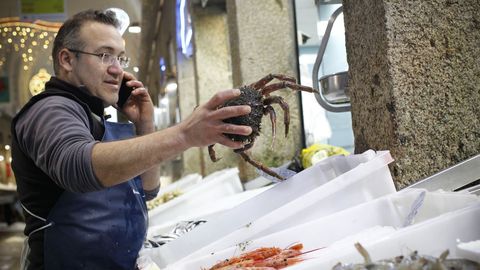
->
[177,89,253,150]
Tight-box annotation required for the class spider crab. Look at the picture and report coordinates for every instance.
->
[208,74,318,180]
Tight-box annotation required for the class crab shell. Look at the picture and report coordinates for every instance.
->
[221,86,265,143]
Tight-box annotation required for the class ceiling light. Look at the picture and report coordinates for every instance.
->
[128,23,141,34]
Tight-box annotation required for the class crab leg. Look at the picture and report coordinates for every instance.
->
[211,141,256,162]
[234,141,255,153]
[239,152,285,180]
[208,144,221,162]
[260,82,318,96]
[263,105,276,146]
[264,96,289,137]
[249,74,297,91]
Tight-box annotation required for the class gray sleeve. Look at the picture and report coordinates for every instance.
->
[15,96,104,193]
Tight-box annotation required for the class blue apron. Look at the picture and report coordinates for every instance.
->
[43,121,148,269]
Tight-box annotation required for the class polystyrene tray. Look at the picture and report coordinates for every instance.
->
[169,189,478,269]
[146,150,395,268]
[179,150,396,264]
[457,239,480,263]
[287,201,480,269]
[148,168,243,226]
[156,173,202,197]
[147,186,272,237]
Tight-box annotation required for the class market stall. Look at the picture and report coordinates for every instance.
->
[139,151,480,269]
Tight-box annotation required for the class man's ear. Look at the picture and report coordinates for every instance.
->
[58,49,75,72]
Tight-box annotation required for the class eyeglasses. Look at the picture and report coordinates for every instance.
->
[67,48,130,68]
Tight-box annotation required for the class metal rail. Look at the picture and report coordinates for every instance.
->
[407,153,480,193]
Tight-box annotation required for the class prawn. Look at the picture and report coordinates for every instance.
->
[239,247,283,261]
[208,247,282,270]
[213,260,255,270]
[217,266,276,270]
[205,243,323,270]
[253,244,322,269]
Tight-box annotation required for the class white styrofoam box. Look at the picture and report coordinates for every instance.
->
[201,167,237,182]
[148,168,243,226]
[146,150,395,268]
[286,201,480,269]
[169,226,397,270]
[178,151,396,263]
[244,151,380,191]
[457,240,480,263]
[156,173,202,198]
[168,189,478,270]
[147,186,272,238]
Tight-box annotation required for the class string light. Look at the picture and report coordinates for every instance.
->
[0,17,60,72]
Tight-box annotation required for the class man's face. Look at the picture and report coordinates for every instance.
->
[68,21,126,106]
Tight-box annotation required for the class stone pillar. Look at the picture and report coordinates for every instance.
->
[177,49,202,176]
[226,0,303,180]
[194,4,240,176]
[343,0,480,188]
[179,3,235,176]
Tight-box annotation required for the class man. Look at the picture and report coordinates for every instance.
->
[11,9,251,270]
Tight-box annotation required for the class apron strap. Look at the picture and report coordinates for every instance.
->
[21,203,46,221]
[21,203,54,237]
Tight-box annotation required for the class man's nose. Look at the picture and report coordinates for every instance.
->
[107,61,123,75]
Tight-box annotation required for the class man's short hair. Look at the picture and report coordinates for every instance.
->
[52,9,120,75]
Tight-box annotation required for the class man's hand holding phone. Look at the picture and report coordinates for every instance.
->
[118,72,155,134]
[117,77,134,108]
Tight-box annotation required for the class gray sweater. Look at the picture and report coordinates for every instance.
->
[15,95,104,193]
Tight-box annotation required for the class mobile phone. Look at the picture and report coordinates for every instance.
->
[117,78,134,108]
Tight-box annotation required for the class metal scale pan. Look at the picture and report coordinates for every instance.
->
[312,6,350,112]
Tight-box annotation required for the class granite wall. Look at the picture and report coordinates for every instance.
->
[192,5,238,176]
[226,0,303,180]
[179,0,303,180]
[343,0,480,188]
